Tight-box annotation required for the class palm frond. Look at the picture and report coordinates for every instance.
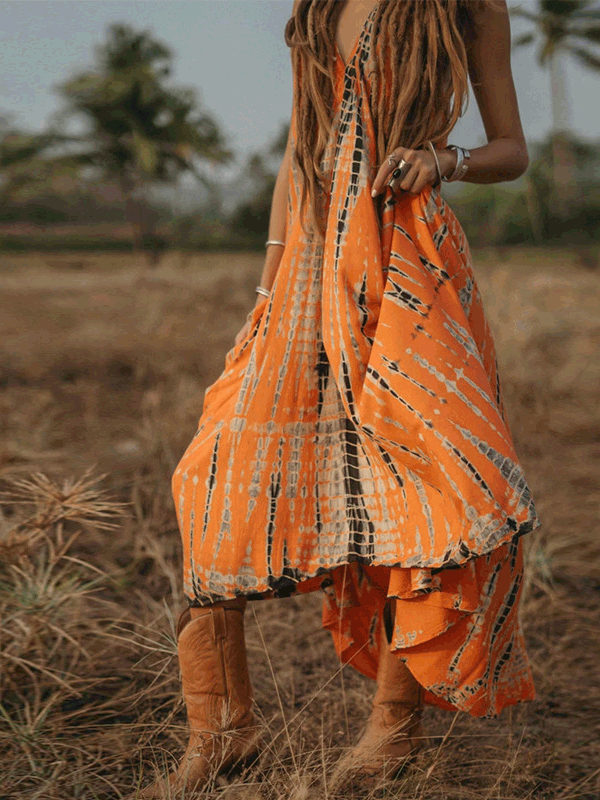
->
[541,0,592,16]
[565,42,600,68]
[510,8,543,25]
[513,32,536,48]
[570,24,600,44]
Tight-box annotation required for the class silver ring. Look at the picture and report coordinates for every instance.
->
[388,159,411,191]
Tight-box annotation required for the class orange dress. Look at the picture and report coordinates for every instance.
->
[172,4,541,718]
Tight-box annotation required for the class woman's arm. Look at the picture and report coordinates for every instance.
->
[457,0,529,183]
[371,0,528,196]
[253,127,293,305]
[233,0,299,346]
[234,127,292,346]
[253,0,305,301]
[252,0,302,304]
[234,0,300,345]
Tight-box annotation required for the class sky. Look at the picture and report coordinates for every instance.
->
[1,0,599,181]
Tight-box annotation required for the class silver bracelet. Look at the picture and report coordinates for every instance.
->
[443,146,463,182]
[426,141,443,186]
[442,145,471,182]
[265,239,285,248]
[455,152,470,181]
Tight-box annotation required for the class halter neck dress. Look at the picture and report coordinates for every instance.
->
[171,4,540,718]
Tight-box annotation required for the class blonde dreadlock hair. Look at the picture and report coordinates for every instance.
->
[284,0,499,241]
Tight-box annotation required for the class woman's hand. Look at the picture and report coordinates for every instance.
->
[234,318,252,347]
[371,146,456,197]
[233,296,269,347]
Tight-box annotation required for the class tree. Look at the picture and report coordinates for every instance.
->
[511,0,600,218]
[0,114,75,208]
[50,23,233,265]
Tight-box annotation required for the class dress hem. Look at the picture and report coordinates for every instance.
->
[185,515,538,608]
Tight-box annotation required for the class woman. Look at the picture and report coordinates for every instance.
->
[136,0,541,795]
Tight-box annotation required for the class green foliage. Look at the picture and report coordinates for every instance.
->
[2,6,598,256]
[513,0,600,67]
[0,114,77,210]
[52,23,232,188]
[228,123,290,245]
[511,0,600,221]
[2,23,233,266]
[448,132,600,247]
[229,169,277,241]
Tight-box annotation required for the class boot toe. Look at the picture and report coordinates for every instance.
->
[329,710,425,790]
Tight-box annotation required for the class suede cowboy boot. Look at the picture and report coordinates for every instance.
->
[330,600,425,789]
[135,597,261,798]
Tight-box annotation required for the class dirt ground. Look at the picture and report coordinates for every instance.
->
[1,248,599,799]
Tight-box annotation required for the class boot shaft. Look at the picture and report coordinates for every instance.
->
[374,600,422,709]
[177,597,253,731]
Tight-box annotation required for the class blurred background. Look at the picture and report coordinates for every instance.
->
[1,2,599,799]
[1,0,599,255]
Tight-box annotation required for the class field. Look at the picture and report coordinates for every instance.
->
[1,248,599,799]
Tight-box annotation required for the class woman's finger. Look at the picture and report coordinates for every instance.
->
[373,149,439,197]
[388,161,419,193]
[234,320,251,346]
[371,147,412,196]
[394,163,431,195]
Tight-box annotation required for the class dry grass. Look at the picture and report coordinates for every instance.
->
[0,248,599,799]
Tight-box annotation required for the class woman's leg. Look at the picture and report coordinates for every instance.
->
[330,597,425,787]
[134,596,261,798]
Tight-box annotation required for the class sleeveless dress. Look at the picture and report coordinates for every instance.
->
[171,4,541,718]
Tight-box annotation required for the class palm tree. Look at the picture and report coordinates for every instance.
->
[511,0,600,217]
[50,23,233,265]
[0,114,73,207]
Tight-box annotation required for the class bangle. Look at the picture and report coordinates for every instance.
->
[455,150,470,181]
[442,145,471,182]
[426,140,443,186]
[265,239,285,248]
[442,146,461,182]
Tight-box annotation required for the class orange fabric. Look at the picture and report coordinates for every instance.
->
[171,4,540,718]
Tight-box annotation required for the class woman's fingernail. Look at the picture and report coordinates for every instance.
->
[371,188,377,197]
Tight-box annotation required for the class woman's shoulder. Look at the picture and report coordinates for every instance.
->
[469,0,509,28]
[460,0,509,58]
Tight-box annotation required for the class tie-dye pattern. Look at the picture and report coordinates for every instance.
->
[171,5,540,717]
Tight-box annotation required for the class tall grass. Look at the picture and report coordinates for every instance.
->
[0,249,598,798]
